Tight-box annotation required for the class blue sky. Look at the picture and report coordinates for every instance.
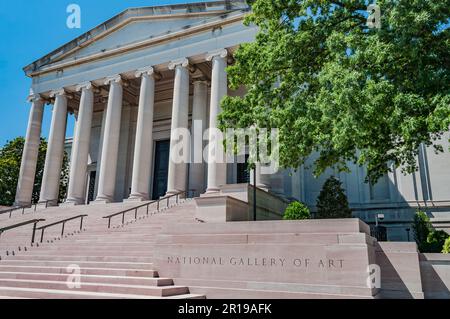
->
[0,0,208,146]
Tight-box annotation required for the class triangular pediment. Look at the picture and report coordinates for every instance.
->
[24,1,249,75]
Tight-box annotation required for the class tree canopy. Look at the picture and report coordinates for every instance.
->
[219,0,450,182]
[0,137,69,206]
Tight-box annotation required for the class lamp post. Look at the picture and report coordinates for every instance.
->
[253,165,257,221]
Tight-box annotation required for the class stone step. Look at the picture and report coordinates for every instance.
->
[13,251,154,257]
[0,272,173,286]
[0,278,189,297]
[0,265,158,277]
[0,287,203,299]
[4,255,153,263]
[0,260,154,270]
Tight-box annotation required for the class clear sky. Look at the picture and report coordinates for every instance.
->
[0,0,209,146]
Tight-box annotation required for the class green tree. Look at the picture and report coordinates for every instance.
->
[443,237,450,254]
[413,211,432,251]
[0,137,69,206]
[316,176,352,219]
[283,201,311,220]
[413,211,450,252]
[219,0,450,183]
[426,230,450,253]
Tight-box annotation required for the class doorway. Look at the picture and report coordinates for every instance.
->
[152,140,170,200]
[87,171,96,204]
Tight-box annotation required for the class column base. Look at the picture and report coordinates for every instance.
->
[204,188,221,195]
[165,190,181,197]
[63,198,85,206]
[124,196,148,203]
[14,200,31,208]
[92,196,113,205]
[38,199,58,207]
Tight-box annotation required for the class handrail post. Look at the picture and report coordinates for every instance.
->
[40,228,45,243]
[122,213,125,225]
[157,199,160,211]
[61,222,65,237]
[167,196,169,208]
[31,222,37,244]
[80,216,84,231]
[176,194,179,204]
[135,208,138,220]
[10,210,13,218]
[146,205,149,215]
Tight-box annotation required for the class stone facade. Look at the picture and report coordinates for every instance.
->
[15,1,450,241]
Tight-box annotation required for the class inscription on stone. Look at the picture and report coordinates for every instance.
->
[167,256,344,269]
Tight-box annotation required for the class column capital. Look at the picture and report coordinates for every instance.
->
[168,58,190,70]
[27,93,43,103]
[49,89,67,98]
[76,81,98,92]
[206,49,228,62]
[192,77,210,86]
[104,74,123,86]
[135,67,162,80]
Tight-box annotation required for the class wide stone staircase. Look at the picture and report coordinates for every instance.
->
[0,197,205,299]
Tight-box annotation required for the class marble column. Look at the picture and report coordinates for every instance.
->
[39,89,68,206]
[206,49,228,193]
[166,58,190,196]
[189,80,208,195]
[95,75,123,203]
[65,82,95,205]
[128,67,157,201]
[14,95,45,206]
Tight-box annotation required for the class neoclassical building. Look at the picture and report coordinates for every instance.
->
[14,1,450,241]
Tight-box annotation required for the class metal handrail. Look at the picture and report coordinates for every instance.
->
[0,200,53,219]
[103,191,189,229]
[35,214,88,243]
[0,219,46,245]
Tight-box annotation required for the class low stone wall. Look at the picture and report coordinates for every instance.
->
[420,253,450,299]
[196,184,289,223]
[154,219,380,298]
[194,196,250,223]
[375,242,424,299]
[248,185,288,220]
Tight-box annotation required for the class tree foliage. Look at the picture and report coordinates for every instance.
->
[219,0,450,182]
[413,211,431,250]
[0,137,69,206]
[443,237,450,254]
[316,176,352,219]
[283,201,311,220]
[426,230,450,253]
[413,211,450,253]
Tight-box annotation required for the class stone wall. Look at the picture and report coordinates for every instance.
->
[420,253,450,299]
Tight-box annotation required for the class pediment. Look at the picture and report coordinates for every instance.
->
[65,14,236,60]
[24,1,249,75]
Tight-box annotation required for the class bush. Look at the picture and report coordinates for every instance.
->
[426,230,449,253]
[443,238,450,254]
[413,211,450,253]
[316,176,352,219]
[283,201,311,220]
[413,211,431,252]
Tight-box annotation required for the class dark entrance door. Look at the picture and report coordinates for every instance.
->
[152,140,170,200]
[237,155,250,183]
[87,171,96,204]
